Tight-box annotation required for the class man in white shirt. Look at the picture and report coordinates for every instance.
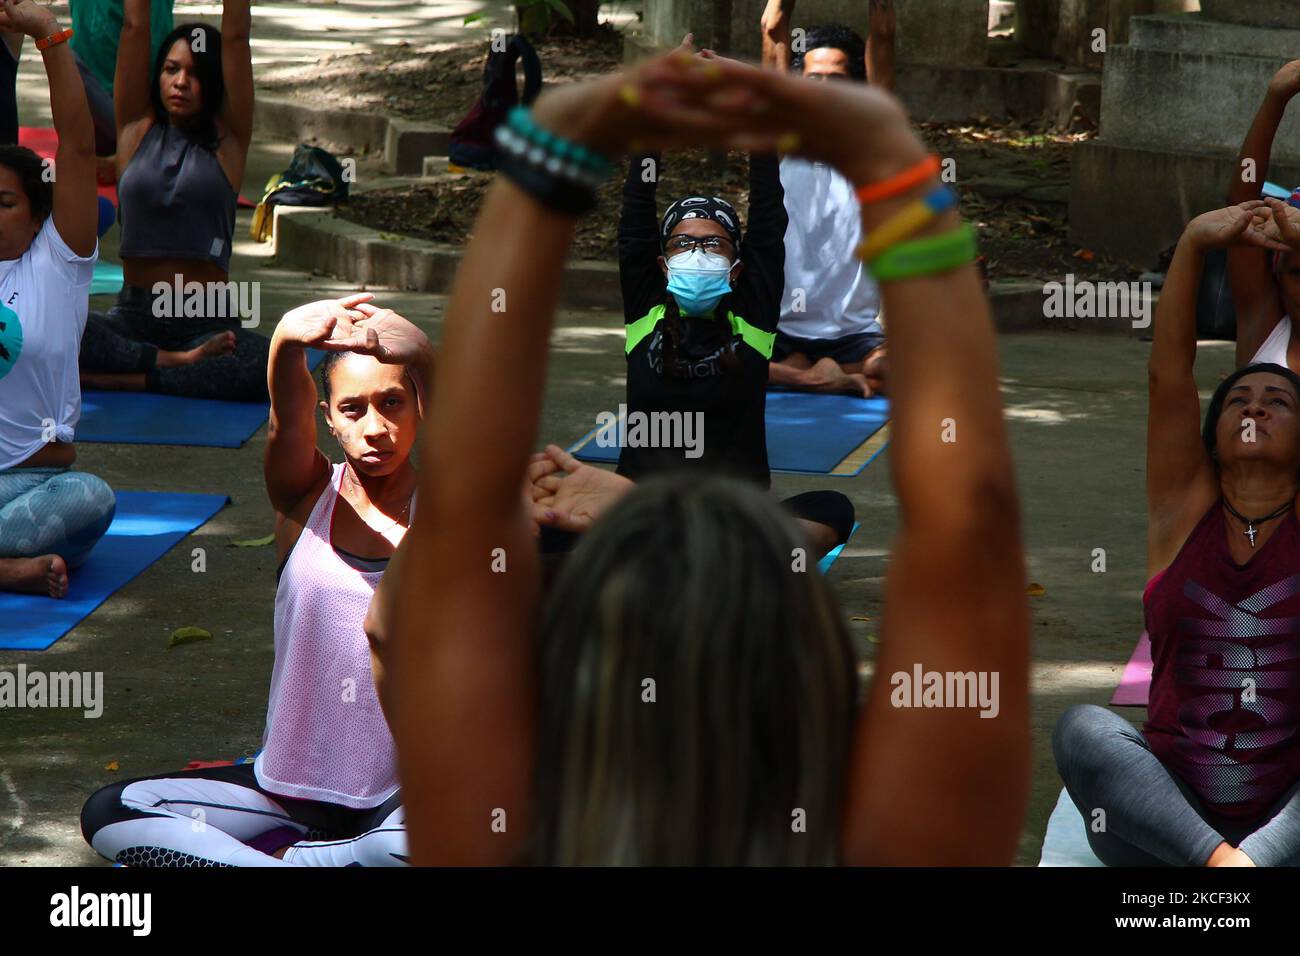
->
[761,3,895,397]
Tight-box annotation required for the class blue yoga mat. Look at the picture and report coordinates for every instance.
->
[0,491,228,651]
[77,349,326,448]
[572,392,890,476]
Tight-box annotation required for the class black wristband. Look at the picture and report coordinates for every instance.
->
[493,117,604,216]
[495,145,600,216]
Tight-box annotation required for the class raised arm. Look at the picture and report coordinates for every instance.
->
[736,151,787,331]
[866,0,896,92]
[618,151,665,323]
[760,0,795,72]
[1229,63,1300,363]
[1146,203,1283,577]
[1,1,96,256]
[725,68,1030,863]
[264,294,376,518]
[218,0,254,162]
[842,162,1027,863]
[386,55,789,865]
[115,0,154,135]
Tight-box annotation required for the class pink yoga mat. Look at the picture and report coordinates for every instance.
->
[1109,631,1152,707]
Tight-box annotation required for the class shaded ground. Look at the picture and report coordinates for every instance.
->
[337,119,1132,283]
[258,24,627,126]
[340,148,747,261]
[1,277,1225,866]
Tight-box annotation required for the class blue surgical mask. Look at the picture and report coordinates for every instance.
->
[665,248,735,316]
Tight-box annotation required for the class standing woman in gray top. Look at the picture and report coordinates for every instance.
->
[77,0,264,401]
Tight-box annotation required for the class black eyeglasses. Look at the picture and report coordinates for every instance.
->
[665,235,735,255]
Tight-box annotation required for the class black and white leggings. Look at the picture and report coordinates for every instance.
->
[81,763,407,867]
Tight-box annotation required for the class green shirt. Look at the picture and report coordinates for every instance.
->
[69,0,176,98]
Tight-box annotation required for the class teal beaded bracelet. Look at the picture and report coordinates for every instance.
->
[505,106,613,177]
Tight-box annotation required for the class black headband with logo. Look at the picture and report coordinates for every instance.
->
[660,196,742,251]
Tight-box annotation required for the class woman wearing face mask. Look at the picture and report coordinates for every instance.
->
[80,294,433,866]
[614,44,853,557]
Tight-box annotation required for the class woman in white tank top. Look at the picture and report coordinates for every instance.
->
[80,293,435,867]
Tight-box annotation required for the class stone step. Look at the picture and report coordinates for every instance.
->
[254,95,451,177]
[898,63,1099,128]
[1129,12,1300,60]
[1201,0,1299,29]
[1071,139,1300,267]
[1098,43,1300,158]
[271,205,1089,331]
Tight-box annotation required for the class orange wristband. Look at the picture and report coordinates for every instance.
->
[35,28,73,52]
[854,154,942,205]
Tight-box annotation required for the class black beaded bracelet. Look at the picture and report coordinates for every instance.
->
[493,108,612,216]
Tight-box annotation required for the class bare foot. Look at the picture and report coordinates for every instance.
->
[156,331,237,368]
[0,554,69,598]
[862,347,888,396]
[803,357,872,397]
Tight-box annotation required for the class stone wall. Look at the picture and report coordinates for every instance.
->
[1018,0,1199,66]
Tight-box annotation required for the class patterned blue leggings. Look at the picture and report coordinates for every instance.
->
[0,467,116,568]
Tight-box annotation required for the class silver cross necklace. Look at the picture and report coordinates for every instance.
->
[1222,497,1293,548]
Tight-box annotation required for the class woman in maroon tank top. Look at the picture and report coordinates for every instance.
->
[1054,199,1300,867]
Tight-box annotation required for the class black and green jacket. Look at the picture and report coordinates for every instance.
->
[615,152,787,488]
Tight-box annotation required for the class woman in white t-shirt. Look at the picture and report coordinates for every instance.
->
[0,0,112,598]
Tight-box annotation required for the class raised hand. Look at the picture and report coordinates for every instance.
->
[324,302,431,367]
[0,0,56,39]
[528,47,785,158]
[1185,201,1291,252]
[275,293,373,347]
[1258,197,1300,252]
[527,444,635,533]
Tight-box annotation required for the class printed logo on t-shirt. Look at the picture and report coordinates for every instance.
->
[0,301,22,380]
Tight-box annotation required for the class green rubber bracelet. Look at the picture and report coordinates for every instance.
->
[866,223,978,282]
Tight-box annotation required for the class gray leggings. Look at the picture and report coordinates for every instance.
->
[0,466,116,568]
[1053,704,1300,867]
[80,285,270,402]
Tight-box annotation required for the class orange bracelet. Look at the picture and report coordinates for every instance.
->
[35,28,73,52]
[854,154,942,205]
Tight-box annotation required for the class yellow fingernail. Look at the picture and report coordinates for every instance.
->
[620,84,641,108]
[701,62,722,79]
[777,132,800,153]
